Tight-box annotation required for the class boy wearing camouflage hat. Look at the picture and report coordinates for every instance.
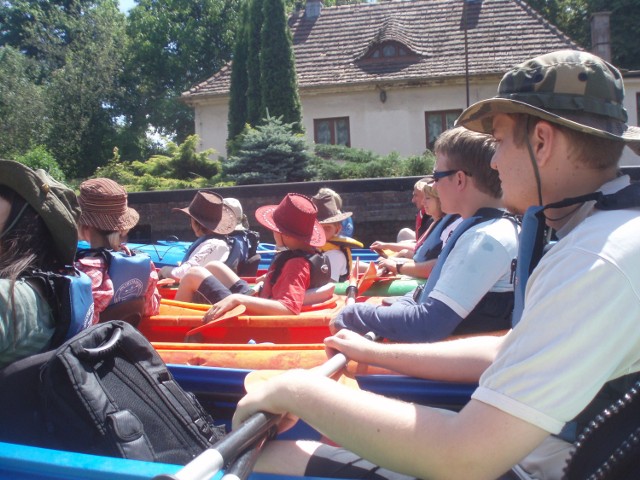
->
[230,50,640,479]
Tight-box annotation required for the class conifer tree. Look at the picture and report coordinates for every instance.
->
[227,0,251,149]
[259,0,303,133]
[246,0,265,126]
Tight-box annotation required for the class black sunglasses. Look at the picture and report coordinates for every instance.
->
[432,169,460,182]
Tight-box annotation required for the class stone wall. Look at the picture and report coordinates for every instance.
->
[127,166,640,248]
[127,176,425,247]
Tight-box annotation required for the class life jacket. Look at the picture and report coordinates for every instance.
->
[413,214,461,263]
[415,208,519,335]
[513,183,640,443]
[268,249,332,289]
[318,236,363,282]
[26,267,95,349]
[76,248,151,307]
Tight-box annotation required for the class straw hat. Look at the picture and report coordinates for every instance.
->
[0,160,80,265]
[173,191,236,235]
[311,193,352,224]
[223,197,246,231]
[78,178,139,232]
[255,193,325,247]
[456,50,640,155]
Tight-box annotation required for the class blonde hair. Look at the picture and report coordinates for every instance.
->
[414,176,433,192]
[422,180,438,198]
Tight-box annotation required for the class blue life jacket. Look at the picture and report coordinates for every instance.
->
[413,214,460,263]
[77,248,151,307]
[27,267,95,348]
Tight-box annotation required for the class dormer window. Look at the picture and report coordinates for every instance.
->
[362,41,417,63]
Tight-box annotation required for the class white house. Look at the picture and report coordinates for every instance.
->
[182,0,640,166]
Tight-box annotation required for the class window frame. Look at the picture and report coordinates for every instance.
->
[425,110,463,151]
[314,117,351,147]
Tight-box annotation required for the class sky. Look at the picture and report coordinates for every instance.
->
[118,0,137,13]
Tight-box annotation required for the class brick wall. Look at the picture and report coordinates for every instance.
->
[127,166,640,248]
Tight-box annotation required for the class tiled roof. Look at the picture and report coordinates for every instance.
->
[182,0,578,100]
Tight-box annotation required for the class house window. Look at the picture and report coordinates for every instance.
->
[314,117,351,146]
[366,41,411,60]
[425,110,462,151]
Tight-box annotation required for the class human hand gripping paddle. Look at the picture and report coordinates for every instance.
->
[153,265,372,480]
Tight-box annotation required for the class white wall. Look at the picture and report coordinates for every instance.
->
[191,75,639,166]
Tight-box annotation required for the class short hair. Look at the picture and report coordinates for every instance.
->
[414,176,432,192]
[511,114,625,170]
[434,127,501,198]
[422,180,438,199]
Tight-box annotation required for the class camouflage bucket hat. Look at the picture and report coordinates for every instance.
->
[456,50,640,154]
[0,159,80,265]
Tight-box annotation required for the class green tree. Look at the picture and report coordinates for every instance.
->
[0,46,49,158]
[224,116,313,184]
[246,0,265,125]
[227,0,251,149]
[45,1,127,177]
[260,0,303,133]
[124,0,242,145]
[13,146,66,181]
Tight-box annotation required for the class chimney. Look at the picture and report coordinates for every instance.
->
[305,0,323,19]
[590,12,611,62]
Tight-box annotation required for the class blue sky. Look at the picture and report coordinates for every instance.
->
[119,0,136,13]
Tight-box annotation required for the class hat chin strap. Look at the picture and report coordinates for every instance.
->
[0,202,29,240]
[525,116,544,207]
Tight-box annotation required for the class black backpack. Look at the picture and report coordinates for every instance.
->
[0,321,225,464]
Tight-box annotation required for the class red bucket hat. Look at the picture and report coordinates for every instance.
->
[173,191,236,235]
[255,193,325,247]
[78,178,139,232]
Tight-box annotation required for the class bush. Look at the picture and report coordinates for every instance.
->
[13,146,66,181]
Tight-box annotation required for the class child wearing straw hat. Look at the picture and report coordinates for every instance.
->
[75,178,160,324]
[311,191,362,282]
[175,193,331,320]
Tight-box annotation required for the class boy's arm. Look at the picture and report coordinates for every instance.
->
[325,328,503,383]
[234,372,548,479]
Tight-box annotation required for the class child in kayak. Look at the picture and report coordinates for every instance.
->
[75,178,160,324]
[159,190,238,280]
[175,193,331,320]
[311,191,362,282]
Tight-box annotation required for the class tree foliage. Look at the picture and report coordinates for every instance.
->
[246,0,265,126]
[227,1,251,147]
[260,0,303,133]
[224,116,313,184]
[124,0,242,145]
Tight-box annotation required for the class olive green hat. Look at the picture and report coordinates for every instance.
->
[456,50,640,154]
[0,159,80,265]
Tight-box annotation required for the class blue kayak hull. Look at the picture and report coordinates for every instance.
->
[0,364,474,479]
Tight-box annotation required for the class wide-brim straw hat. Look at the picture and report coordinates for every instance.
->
[456,50,640,155]
[173,190,236,235]
[78,178,139,232]
[255,193,325,247]
[0,159,80,265]
[311,192,353,224]
[223,197,246,231]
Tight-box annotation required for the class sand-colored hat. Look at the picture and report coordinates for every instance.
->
[0,159,80,265]
[311,193,353,224]
[173,191,236,235]
[78,178,139,232]
[255,193,325,247]
[223,197,246,231]
[456,50,640,155]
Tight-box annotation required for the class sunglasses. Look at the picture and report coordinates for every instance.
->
[432,169,460,182]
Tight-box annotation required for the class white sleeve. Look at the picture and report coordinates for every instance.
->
[170,238,230,280]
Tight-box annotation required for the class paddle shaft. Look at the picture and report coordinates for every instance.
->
[153,349,353,480]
